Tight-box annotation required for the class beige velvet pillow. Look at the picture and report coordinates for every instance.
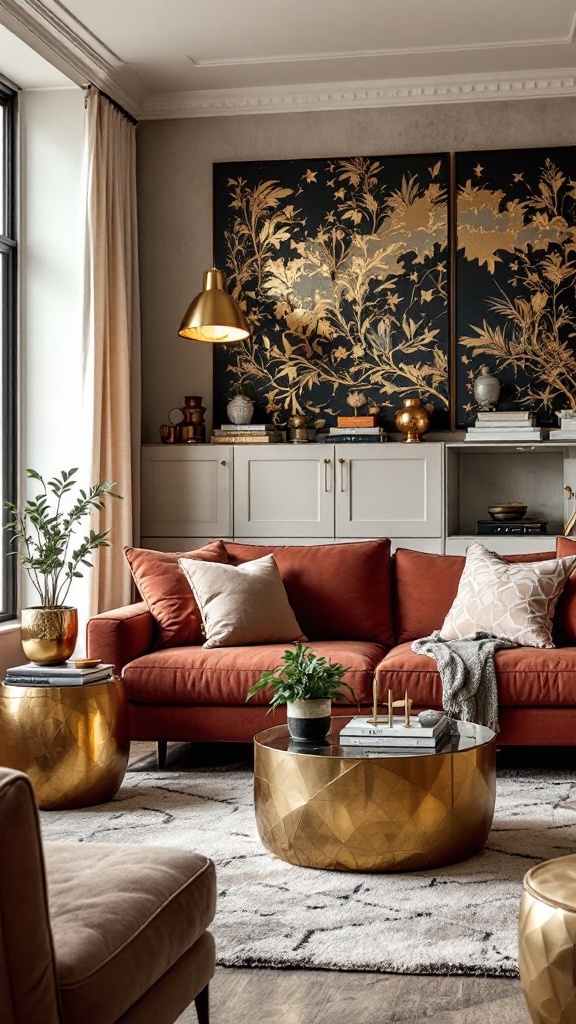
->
[178,553,306,648]
[440,542,576,648]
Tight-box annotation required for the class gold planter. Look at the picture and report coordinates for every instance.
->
[0,678,130,809]
[21,606,78,665]
[395,397,430,443]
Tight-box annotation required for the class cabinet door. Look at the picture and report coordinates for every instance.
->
[141,446,232,538]
[334,443,443,538]
[233,445,334,538]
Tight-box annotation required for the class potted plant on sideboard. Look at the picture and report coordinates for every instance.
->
[4,468,121,665]
[246,643,354,742]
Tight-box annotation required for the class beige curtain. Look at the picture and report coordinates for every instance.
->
[84,87,141,614]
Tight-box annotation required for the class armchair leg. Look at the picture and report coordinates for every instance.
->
[195,983,210,1024]
[157,740,167,769]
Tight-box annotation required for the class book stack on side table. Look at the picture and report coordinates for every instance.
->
[4,662,115,686]
[211,424,284,444]
[465,410,544,442]
[339,713,451,754]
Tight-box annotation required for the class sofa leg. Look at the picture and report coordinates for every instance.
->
[194,983,210,1024]
[157,740,167,769]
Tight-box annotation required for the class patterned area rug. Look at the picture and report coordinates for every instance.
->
[40,762,576,977]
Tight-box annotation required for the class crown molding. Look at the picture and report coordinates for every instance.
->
[0,0,142,114]
[140,69,576,119]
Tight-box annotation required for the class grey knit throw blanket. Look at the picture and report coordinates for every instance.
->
[411,631,517,732]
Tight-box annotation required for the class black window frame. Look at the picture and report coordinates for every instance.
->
[0,81,17,622]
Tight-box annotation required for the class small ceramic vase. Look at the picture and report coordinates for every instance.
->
[395,398,430,443]
[474,367,500,411]
[286,698,331,743]
[226,395,254,425]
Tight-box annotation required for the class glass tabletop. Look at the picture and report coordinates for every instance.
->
[254,718,495,758]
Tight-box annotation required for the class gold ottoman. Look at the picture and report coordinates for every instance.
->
[254,719,496,872]
[519,856,576,1024]
[0,678,130,810]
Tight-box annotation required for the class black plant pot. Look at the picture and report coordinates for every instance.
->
[286,699,331,743]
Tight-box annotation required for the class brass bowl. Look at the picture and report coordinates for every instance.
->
[487,503,527,522]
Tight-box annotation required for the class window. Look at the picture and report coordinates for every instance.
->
[0,81,16,620]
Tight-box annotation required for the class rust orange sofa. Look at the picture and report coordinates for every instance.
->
[86,538,576,762]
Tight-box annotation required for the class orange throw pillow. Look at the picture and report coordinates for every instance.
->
[124,540,229,648]
[556,536,576,642]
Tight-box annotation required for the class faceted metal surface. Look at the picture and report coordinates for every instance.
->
[0,679,129,809]
[519,856,576,1024]
[254,722,496,872]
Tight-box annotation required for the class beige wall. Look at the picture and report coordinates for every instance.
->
[137,96,576,441]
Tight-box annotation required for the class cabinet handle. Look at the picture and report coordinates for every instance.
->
[338,457,345,491]
[565,485,574,500]
[323,458,331,492]
[220,460,227,467]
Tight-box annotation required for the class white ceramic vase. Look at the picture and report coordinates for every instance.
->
[226,396,254,425]
[286,698,331,743]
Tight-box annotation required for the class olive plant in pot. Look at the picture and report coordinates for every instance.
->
[4,468,121,665]
[246,643,354,742]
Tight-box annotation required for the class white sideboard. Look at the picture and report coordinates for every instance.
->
[140,441,576,554]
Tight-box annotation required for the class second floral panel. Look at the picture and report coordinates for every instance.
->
[456,147,576,427]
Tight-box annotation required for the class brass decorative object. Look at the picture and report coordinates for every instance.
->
[178,268,250,343]
[371,682,412,727]
[0,678,130,809]
[519,855,576,1024]
[394,397,431,442]
[347,391,367,415]
[21,607,78,665]
[254,721,496,872]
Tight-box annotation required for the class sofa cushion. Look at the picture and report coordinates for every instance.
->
[122,640,385,705]
[124,541,228,649]
[178,554,305,648]
[225,539,394,646]
[440,543,576,648]
[394,546,556,643]
[377,641,576,707]
[44,842,216,1024]
[556,536,576,643]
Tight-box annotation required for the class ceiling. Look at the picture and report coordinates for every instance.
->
[1,0,576,117]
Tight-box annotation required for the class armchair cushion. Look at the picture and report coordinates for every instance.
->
[44,842,216,1024]
[124,540,228,649]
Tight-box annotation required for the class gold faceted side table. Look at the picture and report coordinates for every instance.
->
[0,678,130,810]
[519,855,576,1024]
[254,720,496,872]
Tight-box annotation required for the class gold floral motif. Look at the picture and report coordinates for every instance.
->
[458,155,576,416]
[216,156,449,425]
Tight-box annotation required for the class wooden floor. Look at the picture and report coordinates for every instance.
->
[129,741,546,1024]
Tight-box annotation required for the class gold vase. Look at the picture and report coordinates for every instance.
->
[21,607,78,665]
[395,397,431,443]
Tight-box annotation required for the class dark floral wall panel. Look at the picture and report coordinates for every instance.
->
[213,155,450,430]
[456,147,576,427]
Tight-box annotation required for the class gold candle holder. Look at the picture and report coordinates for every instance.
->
[370,680,413,727]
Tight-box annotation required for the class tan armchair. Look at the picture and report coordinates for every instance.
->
[0,767,216,1024]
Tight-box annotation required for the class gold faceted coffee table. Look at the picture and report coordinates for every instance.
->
[0,678,130,810]
[254,719,496,872]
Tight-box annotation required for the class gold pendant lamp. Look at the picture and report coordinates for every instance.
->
[178,268,250,343]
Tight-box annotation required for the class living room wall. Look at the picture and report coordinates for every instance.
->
[137,95,576,441]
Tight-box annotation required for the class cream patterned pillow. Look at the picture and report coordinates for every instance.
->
[178,553,306,648]
[440,542,576,648]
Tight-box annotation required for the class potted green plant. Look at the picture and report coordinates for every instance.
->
[246,643,354,742]
[4,468,121,665]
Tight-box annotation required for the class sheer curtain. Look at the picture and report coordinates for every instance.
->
[83,87,141,615]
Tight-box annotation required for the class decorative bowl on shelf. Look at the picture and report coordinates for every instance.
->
[487,503,528,522]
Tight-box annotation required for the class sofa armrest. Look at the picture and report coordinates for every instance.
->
[86,602,155,675]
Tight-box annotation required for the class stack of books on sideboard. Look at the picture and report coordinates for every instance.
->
[339,713,451,754]
[465,410,545,442]
[320,415,388,444]
[5,662,115,686]
[211,424,284,444]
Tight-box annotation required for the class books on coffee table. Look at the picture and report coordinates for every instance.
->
[339,713,449,748]
[5,662,115,686]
